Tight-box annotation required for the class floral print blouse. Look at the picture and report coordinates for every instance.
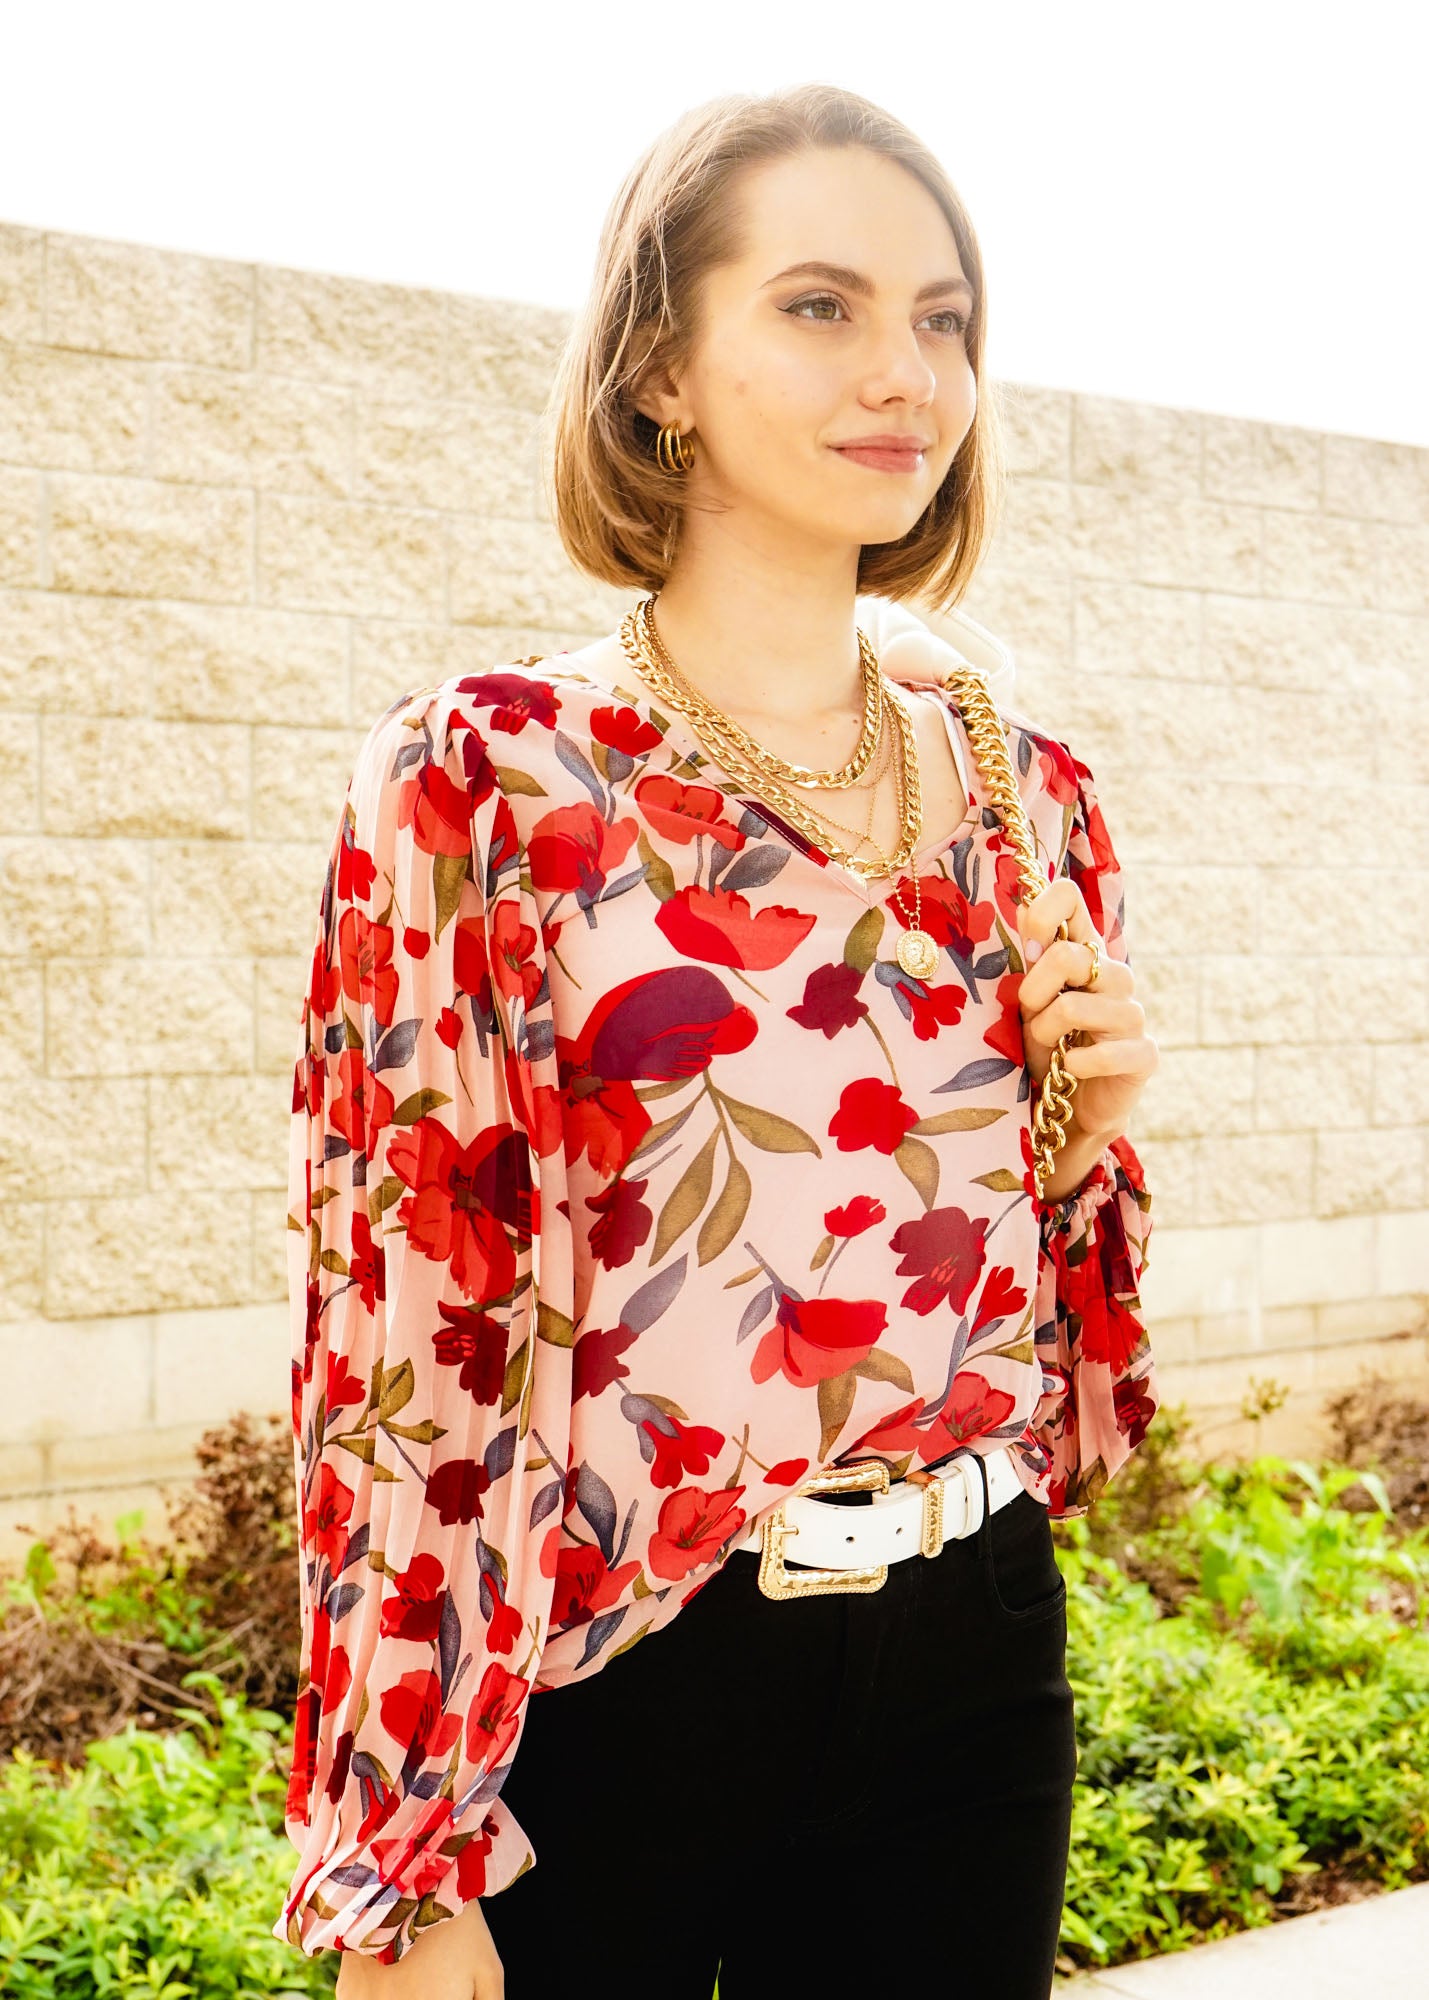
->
[275,649,1159,1962]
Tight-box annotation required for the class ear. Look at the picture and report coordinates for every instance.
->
[630,336,690,433]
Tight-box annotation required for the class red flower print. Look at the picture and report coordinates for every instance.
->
[464,1660,530,1771]
[329,1045,396,1161]
[380,1668,463,1766]
[397,743,486,862]
[893,870,997,961]
[583,1174,653,1271]
[481,1568,525,1655]
[1032,731,1081,811]
[385,1114,534,1303]
[381,1552,447,1644]
[559,967,757,1177]
[501,1044,565,1165]
[336,826,377,906]
[453,670,562,736]
[970,1264,1029,1335]
[591,702,664,756]
[634,771,749,847]
[655,884,817,971]
[647,1485,748,1581]
[786,960,869,1035]
[642,1414,726,1488]
[432,1300,510,1404]
[527,800,639,899]
[487,898,545,1010]
[320,1643,353,1717]
[338,1207,385,1313]
[990,843,1030,927]
[763,1457,811,1485]
[324,1348,367,1414]
[425,1456,492,1527]
[906,982,967,1041]
[304,1462,353,1579]
[941,1370,1019,1445]
[452,915,492,1010]
[750,1294,889,1388]
[551,1543,644,1629]
[828,1077,919,1155]
[572,1320,641,1402]
[825,1194,887,1237]
[984,969,1030,1067]
[338,905,400,1028]
[887,1205,989,1315]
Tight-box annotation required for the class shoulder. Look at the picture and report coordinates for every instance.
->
[349,657,594,786]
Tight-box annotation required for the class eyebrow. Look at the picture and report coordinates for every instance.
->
[761,259,975,305]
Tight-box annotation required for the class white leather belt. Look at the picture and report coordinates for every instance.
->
[731,1445,1025,1600]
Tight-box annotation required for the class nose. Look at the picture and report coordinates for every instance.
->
[855,315,939,407]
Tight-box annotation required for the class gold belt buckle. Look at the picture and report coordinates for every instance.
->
[757,1459,892,1600]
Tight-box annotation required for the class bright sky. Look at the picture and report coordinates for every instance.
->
[4,1,1425,451]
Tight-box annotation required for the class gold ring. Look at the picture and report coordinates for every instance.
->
[1081,938,1102,988]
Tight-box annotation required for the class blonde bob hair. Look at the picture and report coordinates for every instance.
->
[543,82,1006,611]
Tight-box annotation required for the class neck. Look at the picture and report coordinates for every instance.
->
[646,526,866,730]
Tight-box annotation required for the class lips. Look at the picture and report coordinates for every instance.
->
[832,440,927,472]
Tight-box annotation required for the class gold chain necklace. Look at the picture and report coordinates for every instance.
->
[633,594,883,790]
[621,597,940,979]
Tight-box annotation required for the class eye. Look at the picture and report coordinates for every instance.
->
[783,293,970,336]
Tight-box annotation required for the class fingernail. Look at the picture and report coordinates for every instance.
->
[1025,938,1043,963]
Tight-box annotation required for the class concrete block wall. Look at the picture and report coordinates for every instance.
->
[1,220,1425,1562]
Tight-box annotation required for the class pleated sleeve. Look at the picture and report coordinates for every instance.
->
[274,683,572,1963]
[1013,750,1160,1519]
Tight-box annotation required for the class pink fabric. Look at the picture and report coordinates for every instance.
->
[275,655,1158,1961]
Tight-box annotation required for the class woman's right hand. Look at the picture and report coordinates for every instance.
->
[333,1897,505,1999]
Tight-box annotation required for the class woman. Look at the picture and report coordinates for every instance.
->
[277,82,1160,1999]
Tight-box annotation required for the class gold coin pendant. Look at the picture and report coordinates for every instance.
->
[896,927,940,979]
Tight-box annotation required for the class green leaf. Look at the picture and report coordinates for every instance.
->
[651,1125,719,1264]
[842,906,884,974]
[817,1370,858,1460]
[851,1348,915,1393]
[637,827,677,902]
[391,1086,453,1125]
[537,1297,575,1347]
[893,1133,939,1208]
[697,1155,751,1266]
[432,849,469,943]
[501,1336,529,1417]
[718,1092,821,1155]
[908,1105,1005,1135]
[493,764,549,797]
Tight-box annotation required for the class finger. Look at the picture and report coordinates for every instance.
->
[1057,1032,1159,1082]
[1012,880,1088,964]
[1016,992,1144,1056]
[1016,940,1128,1016]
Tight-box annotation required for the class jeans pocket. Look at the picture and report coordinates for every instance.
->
[982,1489,1068,1623]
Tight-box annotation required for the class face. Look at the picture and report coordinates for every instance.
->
[638,145,978,562]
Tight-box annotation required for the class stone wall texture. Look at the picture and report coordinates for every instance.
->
[2,220,1426,1560]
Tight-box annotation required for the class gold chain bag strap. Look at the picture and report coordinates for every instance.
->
[509,649,1085,1202]
[935,664,1086,1202]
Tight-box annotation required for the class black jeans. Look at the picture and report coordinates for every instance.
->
[481,1454,1077,1998]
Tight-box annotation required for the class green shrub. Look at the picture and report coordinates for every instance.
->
[0,1673,333,1998]
[1055,1452,1429,1966]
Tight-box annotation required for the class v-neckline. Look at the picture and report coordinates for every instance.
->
[539,650,984,908]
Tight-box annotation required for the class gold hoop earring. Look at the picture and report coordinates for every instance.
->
[656,422,695,473]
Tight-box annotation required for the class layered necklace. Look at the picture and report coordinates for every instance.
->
[619,595,942,980]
